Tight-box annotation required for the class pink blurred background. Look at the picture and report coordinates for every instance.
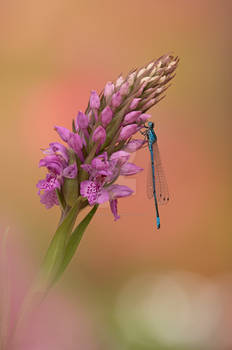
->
[0,0,231,349]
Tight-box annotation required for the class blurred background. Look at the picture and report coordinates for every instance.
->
[0,0,232,349]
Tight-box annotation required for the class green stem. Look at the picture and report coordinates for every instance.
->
[55,188,66,211]
[55,204,98,283]
[40,197,82,288]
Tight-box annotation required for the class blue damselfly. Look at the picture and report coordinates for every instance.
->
[141,121,169,229]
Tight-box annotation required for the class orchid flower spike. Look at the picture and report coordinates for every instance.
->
[37,54,179,220]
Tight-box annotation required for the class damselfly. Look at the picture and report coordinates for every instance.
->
[141,121,169,229]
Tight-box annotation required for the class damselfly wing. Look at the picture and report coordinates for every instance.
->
[146,140,170,205]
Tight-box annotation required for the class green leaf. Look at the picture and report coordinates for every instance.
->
[41,198,82,287]
[55,188,66,211]
[55,204,98,282]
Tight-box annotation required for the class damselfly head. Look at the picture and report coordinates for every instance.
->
[148,121,154,129]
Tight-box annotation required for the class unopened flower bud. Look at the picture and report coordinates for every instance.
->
[140,77,151,84]
[159,75,166,83]
[142,98,156,111]
[119,124,138,141]
[101,106,113,127]
[90,90,100,109]
[127,71,136,86]
[111,91,122,108]
[129,98,141,110]
[54,126,72,143]
[137,113,151,123]
[123,111,141,125]
[68,133,84,162]
[135,82,147,97]
[146,62,154,70]
[119,81,129,96]
[92,125,106,146]
[115,75,124,88]
[76,111,89,130]
[137,68,146,77]
[104,82,114,99]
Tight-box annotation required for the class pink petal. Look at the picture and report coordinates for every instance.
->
[96,189,109,204]
[120,162,143,175]
[123,139,145,152]
[110,151,130,165]
[108,184,134,199]
[63,163,77,179]
[54,126,71,142]
[110,199,120,221]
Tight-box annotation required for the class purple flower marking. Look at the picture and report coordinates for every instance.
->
[38,143,71,208]
[40,190,59,209]
[80,180,102,205]
[63,163,77,179]
[39,155,66,175]
[37,174,61,192]
[80,181,133,219]
[37,174,61,209]
[80,151,138,220]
